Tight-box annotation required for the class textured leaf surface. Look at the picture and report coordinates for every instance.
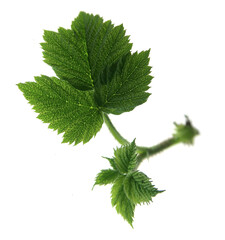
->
[111,176,135,227]
[72,12,132,83]
[42,12,132,91]
[113,140,137,174]
[94,141,163,226]
[41,28,93,90]
[18,75,103,144]
[95,50,153,114]
[124,171,163,204]
[94,169,119,187]
[102,157,118,171]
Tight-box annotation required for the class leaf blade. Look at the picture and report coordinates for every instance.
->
[41,28,93,90]
[113,140,137,174]
[18,75,103,145]
[124,171,164,205]
[111,175,135,227]
[95,50,153,115]
[93,169,120,188]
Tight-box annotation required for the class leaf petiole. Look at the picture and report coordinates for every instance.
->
[102,113,130,146]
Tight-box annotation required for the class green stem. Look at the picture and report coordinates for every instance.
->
[103,113,130,146]
[135,137,179,170]
[103,113,199,169]
[103,113,147,153]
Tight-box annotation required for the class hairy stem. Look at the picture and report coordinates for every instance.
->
[134,137,179,169]
[103,113,130,146]
[103,113,199,169]
[103,113,147,153]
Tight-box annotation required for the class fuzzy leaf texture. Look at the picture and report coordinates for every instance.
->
[18,12,153,144]
[94,141,163,227]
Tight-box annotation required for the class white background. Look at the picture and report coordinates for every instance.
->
[1,0,225,239]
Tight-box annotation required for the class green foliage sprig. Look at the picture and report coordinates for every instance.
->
[18,11,199,227]
[93,140,164,227]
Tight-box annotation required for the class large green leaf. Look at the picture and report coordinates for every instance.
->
[41,12,132,90]
[95,50,153,114]
[19,12,153,146]
[18,75,103,145]
[41,12,152,116]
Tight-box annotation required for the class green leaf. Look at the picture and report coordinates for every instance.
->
[111,175,135,227]
[124,171,163,204]
[41,28,93,91]
[42,12,132,91]
[71,12,132,83]
[95,50,153,114]
[102,157,118,171]
[17,75,103,145]
[95,141,164,227]
[113,140,137,174]
[93,169,120,187]
[21,12,152,146]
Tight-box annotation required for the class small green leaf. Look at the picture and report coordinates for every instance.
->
[102,157,118,171]
[95,50,153,114]
[18,75,103,145]
[124,171,163,205]
[93,169,120,188]
[95,141,164,227]
[113,140,137,174]
[111,175,135,227]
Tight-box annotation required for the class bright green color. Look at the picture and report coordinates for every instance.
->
[102,113,129,146]
[18,11,199,227]
[18,75,103,145]
[95,50,152,114]
[19,11,152,145]
[173,115,199,145]
[94,140,163,227]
